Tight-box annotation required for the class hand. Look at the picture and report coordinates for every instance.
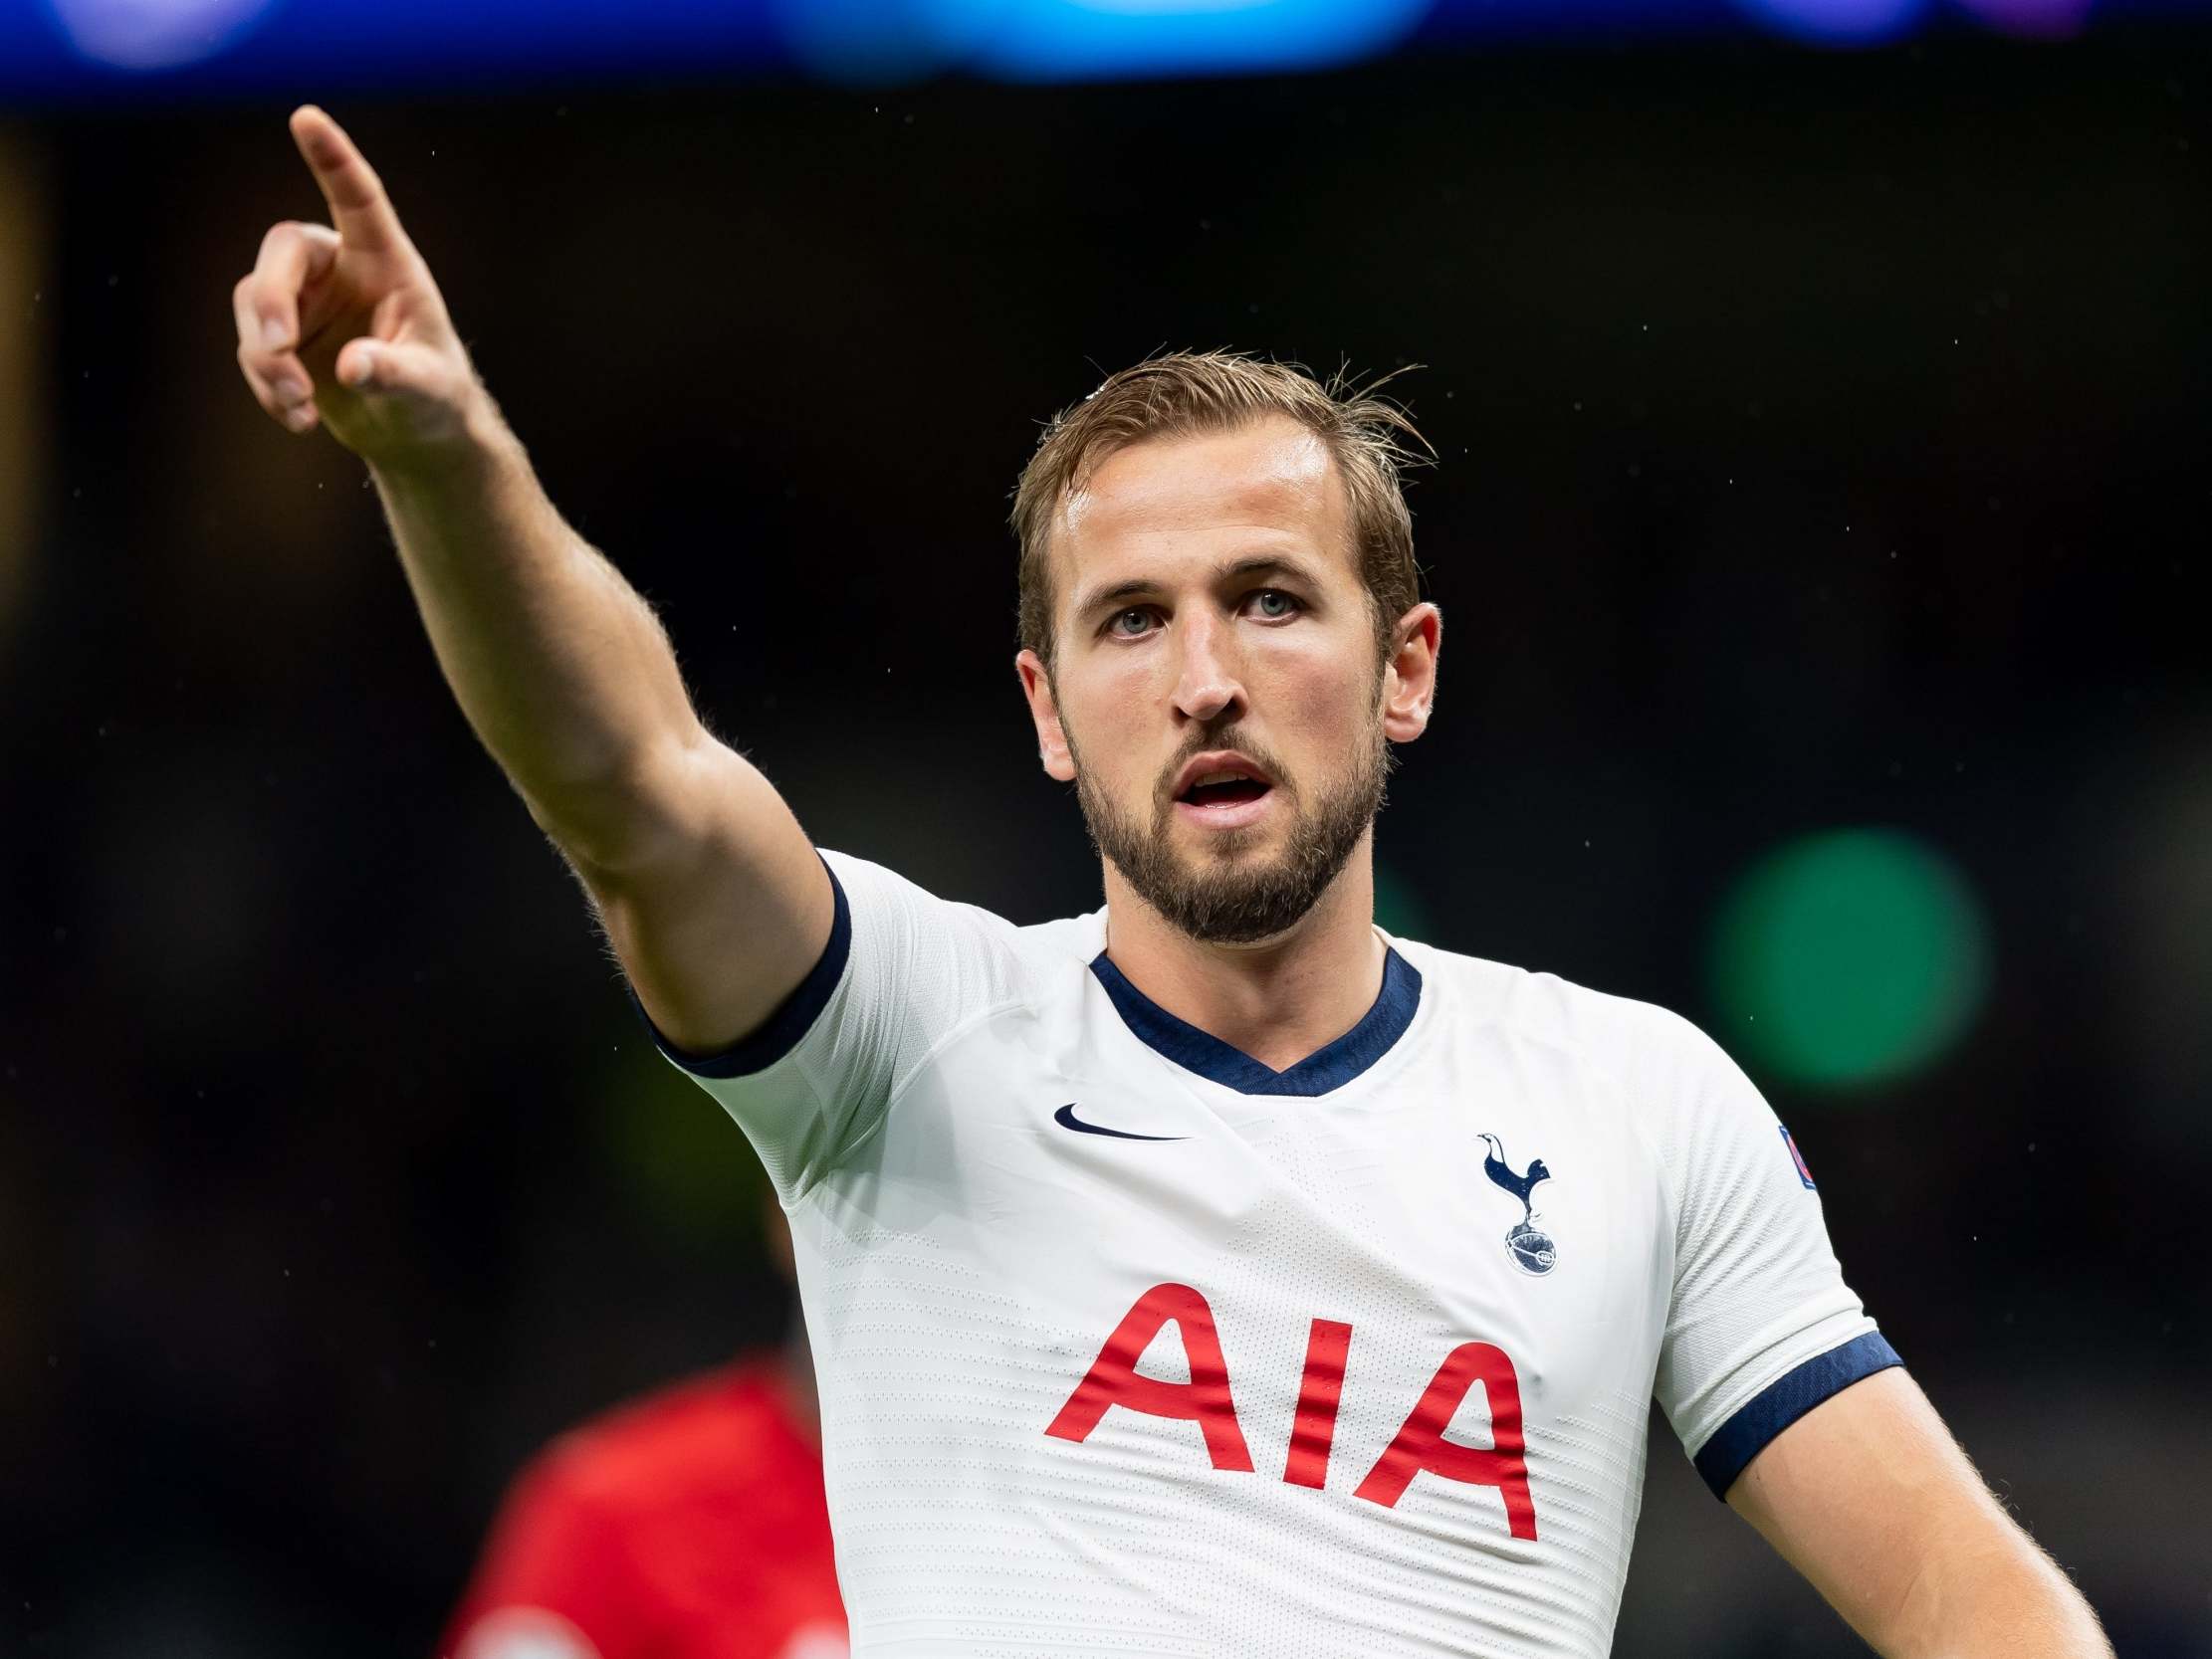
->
[232,105,484,463]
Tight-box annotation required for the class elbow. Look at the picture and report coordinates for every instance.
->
[519,731,713,881]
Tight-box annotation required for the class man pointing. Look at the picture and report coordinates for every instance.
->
[235,105,2112,1659]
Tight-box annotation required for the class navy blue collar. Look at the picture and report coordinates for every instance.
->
[1089,944,1423,1098]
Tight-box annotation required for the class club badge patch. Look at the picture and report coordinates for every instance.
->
[1780,1124,1817,1189]
[1479,1133,1556,1276]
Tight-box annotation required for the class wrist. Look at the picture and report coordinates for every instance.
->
[366,385,520,496]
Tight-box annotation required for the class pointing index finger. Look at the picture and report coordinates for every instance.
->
[289,104,407,256]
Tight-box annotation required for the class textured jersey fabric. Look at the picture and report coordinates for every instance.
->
[633,851,1896,1658]
[440,1358,847,1659]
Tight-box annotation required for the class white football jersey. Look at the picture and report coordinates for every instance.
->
[635,850,1896,1658]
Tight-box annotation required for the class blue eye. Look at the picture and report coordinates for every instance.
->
[1109,608,1156,637]
[1250,590,1300,619]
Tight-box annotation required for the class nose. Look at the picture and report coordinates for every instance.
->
[1171,609,1246,725]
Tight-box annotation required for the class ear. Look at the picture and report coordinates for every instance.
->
[1382,602,1441,744]
[1015,648,1078,782]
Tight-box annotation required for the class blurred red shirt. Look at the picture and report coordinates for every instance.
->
[441,1357,846,1659]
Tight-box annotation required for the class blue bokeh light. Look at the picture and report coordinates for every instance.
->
[0,0,2187,102]
[911,0,1435,82]
[1731,0,1929,43]
[43,0,281,70]
[773,0,961,84]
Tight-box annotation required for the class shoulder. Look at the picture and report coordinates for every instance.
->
[1390,933,1740,1104]
[818,847,1105,974]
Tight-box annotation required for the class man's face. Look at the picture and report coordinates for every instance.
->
[1015,417,1438,945]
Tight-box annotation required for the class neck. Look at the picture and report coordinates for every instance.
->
[1099,833,1387,1074]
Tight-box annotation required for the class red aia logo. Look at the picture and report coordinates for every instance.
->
[1044,1282,1538,1541]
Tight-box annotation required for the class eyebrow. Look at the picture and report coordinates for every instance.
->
[1072,554,1324,623]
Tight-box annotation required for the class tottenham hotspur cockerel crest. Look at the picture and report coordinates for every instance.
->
[1479,1134,1557,1276]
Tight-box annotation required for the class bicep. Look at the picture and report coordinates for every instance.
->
[1725,1367,2026,1650]
[569,733,835,1057]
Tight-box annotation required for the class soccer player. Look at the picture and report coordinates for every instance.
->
[441,1207,846,1659]
[233,106,2113,1657]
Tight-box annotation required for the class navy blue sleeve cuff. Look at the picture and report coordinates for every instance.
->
[622,855,852,1079]
[1692,1331,1903,1500]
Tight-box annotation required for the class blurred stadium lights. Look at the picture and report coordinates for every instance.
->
[771,0,964,83]
[924,0,1431,82]
[1707,828,1993,1095]
[1730,0,1930,45]
[1732,0,2097,42]
[0,0,2186,99]
[42,0,281,71]
[776,0,1430,83]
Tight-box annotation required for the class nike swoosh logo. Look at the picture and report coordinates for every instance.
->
[1053,1103,1188,1142]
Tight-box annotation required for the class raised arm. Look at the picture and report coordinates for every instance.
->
[231,105,830,1056]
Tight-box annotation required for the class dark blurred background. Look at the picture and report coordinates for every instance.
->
[2,2,2208,1654]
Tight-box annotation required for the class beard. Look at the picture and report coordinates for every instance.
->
[1069,708,1394,946]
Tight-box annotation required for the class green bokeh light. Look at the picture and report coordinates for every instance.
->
[1374,858,1432,941]
[1709,828,1991,1092]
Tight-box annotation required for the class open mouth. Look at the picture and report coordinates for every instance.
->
[1178,775,1271,807]
[1172,754,1277,823]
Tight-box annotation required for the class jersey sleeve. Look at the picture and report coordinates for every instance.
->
[626,848,1026,1202]
[1648,1016,1901,1499]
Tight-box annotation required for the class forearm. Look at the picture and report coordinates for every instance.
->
[1874,1516,2111,1659]
[1730,1372,2111,1659]
[368,398,706,865]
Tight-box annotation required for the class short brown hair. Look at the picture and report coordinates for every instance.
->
[1011,351,1431,669]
